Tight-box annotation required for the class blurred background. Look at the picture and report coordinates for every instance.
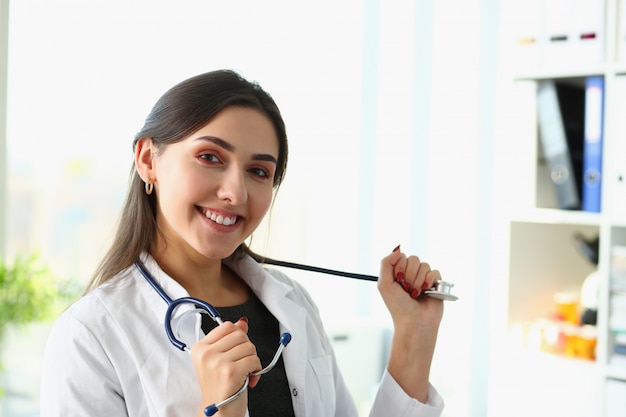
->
[2,0,620,416]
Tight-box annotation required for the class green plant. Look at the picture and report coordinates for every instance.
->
[0,252,80,393]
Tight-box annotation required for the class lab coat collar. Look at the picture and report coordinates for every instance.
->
[133,253,203,351]
[223,253,307,342]
[134,252,299,326]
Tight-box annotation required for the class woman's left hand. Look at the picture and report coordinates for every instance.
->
[378,245,444,330]
[377,245,444,402]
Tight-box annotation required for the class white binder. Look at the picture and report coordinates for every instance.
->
[536,80,581,209]
[606,76,626,220]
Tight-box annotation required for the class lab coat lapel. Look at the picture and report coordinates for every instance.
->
[226,255,309,414]
[134,253,203,350]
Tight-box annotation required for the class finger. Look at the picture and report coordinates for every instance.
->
[424,268,442,291]
[416,261,431,291]
[203,321,244,344]
[234,317,249,334]
[379,246,403,287]
[404,255,421,284]
[394,255,409,285]
[396,255,419,296]
[233,318,263,377]
[249,374,261,389]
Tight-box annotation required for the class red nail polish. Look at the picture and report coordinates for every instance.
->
[240,316,249,324]
[410,288,420,299]
[392,244,401,252]
[396,272,404,282]
[422,282,430,290]
[403,281,411,292]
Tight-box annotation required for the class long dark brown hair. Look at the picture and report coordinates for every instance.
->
[85,70,288,292]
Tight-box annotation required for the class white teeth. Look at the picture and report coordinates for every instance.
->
[205,211,236,226]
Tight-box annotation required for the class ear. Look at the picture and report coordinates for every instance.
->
[135,137,157,182]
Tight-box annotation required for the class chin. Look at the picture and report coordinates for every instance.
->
[197,245,240,261]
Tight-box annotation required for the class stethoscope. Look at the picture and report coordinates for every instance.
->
[135,255,457,415]
[134,260,292,416]
[253,255,459,302]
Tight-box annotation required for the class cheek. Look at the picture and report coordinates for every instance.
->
[156,172,205,216]
[163,169,206,198]
[253,189,275,218]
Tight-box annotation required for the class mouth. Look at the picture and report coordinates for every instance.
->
[201,209,239,226]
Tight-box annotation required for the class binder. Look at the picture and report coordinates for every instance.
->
[555,81,585,206]
[541,0,575,68]
[608,76,626,218]
[582,76,604,212]
[573,0,605,65]
[536,80,581,210]
[510,0,543,73]
[618,0,626,63]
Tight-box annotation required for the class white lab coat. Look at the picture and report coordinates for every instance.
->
[40,253,444,417]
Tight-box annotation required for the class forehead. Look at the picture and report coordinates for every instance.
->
[192,106,279,153]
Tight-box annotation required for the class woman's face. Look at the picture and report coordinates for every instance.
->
[146,106,279,261]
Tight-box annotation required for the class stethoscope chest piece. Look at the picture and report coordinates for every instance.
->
[424,280,458,301]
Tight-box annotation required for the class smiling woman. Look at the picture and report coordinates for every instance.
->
[84,71,289,293]
[4,1,498,416]
[39,69,447,417]
[135,106,280,283]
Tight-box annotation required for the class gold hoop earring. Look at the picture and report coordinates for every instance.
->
[145,179,154,195]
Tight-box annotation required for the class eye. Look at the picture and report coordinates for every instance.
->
[198,153,221,164]
[249,167,271,179]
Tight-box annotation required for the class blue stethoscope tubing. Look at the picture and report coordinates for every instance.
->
[134,260,292,416]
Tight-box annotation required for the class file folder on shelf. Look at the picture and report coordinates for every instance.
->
[556,81,585,206]
[510,0,543,73]
[536,80,582,210]
[510,0,605,72]
[573,0,605,66]
[607,76,626,218]
[618,0,626,63]
[541,0,575,68]
[582,76,604,213]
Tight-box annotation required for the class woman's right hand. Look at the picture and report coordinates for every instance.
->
[190,318,261,417]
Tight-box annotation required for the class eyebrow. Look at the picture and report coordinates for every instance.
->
[195,135,278,164]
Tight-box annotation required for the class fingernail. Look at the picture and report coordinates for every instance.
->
[392,244,401,252]
[395,272,404,283]
[402,281,411,292]
[410,288,420,299]
[422,282,431,290]
[239,316,249,324]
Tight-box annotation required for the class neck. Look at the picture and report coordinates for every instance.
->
[149,243,249,307]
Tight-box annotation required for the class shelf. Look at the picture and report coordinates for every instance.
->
[514,67,608,82]
[509,208,603,226]
[498,0,621,414]
[514,62,626,81]
[606,364,626,381]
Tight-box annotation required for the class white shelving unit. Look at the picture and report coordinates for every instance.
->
[491,0,626,415]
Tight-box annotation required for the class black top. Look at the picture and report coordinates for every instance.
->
[201,292,296,417]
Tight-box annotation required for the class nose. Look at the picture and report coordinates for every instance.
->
[217,168,247,205]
